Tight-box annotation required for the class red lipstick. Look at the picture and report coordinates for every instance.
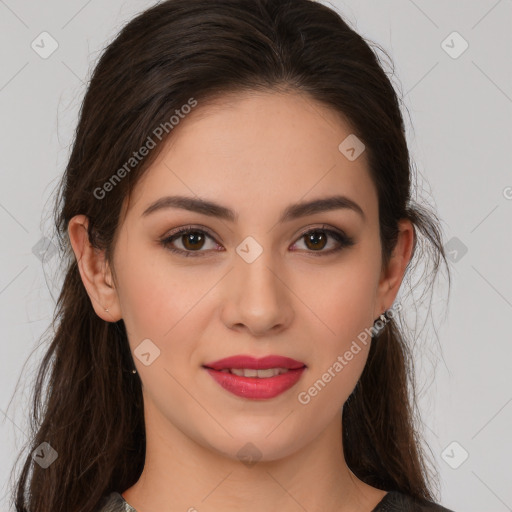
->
[203,354,306,400]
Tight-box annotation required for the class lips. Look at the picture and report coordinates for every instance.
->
[202,355,307,399]
[203,354,306,371]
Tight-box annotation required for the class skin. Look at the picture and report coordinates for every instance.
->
[69,90,414,512]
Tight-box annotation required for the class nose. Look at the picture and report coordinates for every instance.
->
[220,253,294,337]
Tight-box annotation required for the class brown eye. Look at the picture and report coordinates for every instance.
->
[291,227,355,256]
[181,231,206,251]
[161,227,219,257]
[303,231,328,251]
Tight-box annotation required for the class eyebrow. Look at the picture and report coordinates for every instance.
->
[142,194,365,223]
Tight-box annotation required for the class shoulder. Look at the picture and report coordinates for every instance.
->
[371,491,456,512]
[95,491,137,512]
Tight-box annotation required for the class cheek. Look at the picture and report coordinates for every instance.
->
[292,245,380,406]
[113,243,199,344]
[295,254,380,349]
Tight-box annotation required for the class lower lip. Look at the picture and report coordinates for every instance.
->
[204,367,306,399]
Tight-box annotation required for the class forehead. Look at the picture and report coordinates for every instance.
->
[125,90,378,223]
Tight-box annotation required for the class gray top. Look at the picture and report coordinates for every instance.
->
[95,490,455,511]
[95,492,136,512]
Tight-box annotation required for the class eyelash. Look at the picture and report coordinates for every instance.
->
[160,224,355,258]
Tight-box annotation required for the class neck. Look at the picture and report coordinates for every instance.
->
[122,400,385,512]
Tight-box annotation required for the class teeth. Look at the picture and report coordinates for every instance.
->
[228,368,289,378]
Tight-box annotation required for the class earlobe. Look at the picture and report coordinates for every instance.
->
[375,219,415,316]
[67,215,122,322]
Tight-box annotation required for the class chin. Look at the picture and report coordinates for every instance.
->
[201,430,305,465]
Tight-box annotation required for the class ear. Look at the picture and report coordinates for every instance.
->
[374,219,415,317]
[67,214,122,322]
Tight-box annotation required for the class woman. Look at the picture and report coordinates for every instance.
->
[11,0,454,511]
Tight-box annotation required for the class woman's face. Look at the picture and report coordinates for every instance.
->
[109,90,395,461]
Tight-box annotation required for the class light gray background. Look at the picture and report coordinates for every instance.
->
[1,1,511,511]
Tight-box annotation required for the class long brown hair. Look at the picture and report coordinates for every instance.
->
[10,1,450,510]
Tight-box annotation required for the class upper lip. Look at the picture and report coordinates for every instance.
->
[203,355,306,370]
